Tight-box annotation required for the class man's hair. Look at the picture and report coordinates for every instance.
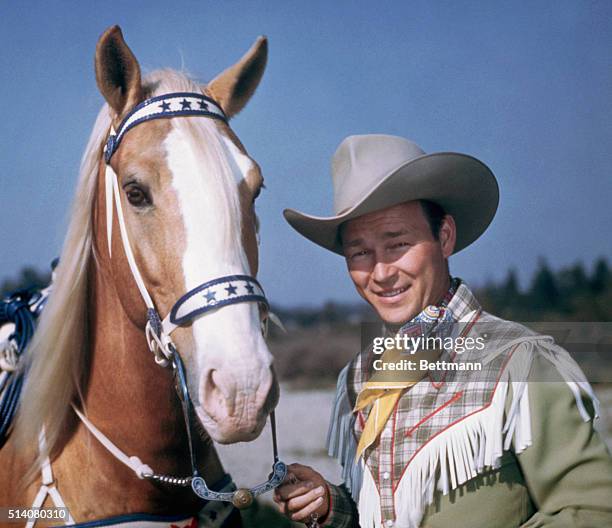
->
[338,200,447,248]
[419,200,446,240]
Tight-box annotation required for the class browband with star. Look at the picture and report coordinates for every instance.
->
[104,92,227,163]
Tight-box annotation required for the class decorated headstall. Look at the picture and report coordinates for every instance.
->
[103,92,286,507]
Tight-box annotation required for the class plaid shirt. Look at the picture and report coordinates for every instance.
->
[324,280,530,528]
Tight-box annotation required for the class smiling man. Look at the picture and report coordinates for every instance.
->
[275,135,612,528]
[340,200,454,325]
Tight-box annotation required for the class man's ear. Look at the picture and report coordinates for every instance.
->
[206,37,267,119]
[439,215,457,258]
[95,25,143,120]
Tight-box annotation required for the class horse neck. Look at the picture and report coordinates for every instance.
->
[85,262,197,472]
[60,261,224,515]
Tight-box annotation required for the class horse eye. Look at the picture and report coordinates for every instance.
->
[125,185,150,207]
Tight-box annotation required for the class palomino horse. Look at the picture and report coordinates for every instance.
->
[0,26,281,527]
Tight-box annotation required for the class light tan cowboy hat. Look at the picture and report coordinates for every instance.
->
[283,134,499,255]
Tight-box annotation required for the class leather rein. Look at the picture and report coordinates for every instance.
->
[91,91,287,509]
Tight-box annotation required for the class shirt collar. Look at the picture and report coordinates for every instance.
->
[444,278,481,322]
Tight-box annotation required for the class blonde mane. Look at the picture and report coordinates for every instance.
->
[14,69,246,468]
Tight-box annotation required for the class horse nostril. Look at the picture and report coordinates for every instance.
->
[204,368,236,417]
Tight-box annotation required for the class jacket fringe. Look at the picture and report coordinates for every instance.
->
[328,336,600,528]
[327,364,363,502]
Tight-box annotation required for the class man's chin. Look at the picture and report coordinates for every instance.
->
[368,288,418,324]
[377,306,418,326]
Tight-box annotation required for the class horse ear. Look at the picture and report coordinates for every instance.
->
[207,36,268,119]
[95,25,143,119]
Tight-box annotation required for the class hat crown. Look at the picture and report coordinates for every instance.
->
[332,134,426,214]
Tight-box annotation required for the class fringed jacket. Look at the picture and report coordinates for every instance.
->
[324,282,612,528]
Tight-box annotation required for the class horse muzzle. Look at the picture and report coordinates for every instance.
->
[196,363,279,443]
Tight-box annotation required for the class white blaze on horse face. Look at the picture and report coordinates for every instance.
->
[164,122,274,442]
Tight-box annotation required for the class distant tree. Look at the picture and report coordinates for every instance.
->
[1,265,51,297]
[474,278,500,315]
[502,269,520,297]
[530,259,560,312]
[496,268,521,316]
[590,257,611,294]
[555,262,589,313]
[503,268,519,299]
[558,263,589,293]
[321,300,341,323]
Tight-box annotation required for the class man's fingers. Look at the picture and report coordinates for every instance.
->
[275,463,328,522]
[282,470,299,485]
[291,495,325,522]
[276,480,315,500]
[275,500,287,515]
[287,463,316,480]
[287,485,327,513]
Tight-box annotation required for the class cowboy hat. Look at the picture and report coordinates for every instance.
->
[283,134,499,255]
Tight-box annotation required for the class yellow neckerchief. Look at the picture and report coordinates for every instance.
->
[354,292,459,461]
[353,346,441,461]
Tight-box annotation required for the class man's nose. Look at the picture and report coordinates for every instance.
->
[372,258,398,283]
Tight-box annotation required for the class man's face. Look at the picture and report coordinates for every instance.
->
[341,201,456,324]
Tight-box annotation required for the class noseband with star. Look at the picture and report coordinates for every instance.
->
[92,91,287,507]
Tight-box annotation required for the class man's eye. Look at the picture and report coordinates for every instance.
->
[350,250,369,260]
[125,186,150,207]
[390,242,410,250]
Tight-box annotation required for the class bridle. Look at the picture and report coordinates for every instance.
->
[93,91,287,508]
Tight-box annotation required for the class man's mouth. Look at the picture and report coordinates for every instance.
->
[377,286,408,298]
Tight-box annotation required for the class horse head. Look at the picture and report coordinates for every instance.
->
[94,26,277,444]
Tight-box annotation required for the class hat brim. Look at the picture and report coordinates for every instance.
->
[283,152,499,255]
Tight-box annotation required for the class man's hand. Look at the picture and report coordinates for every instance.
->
[273,463,330,523]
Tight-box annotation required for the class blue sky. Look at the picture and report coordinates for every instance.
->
[1,1,611,306]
